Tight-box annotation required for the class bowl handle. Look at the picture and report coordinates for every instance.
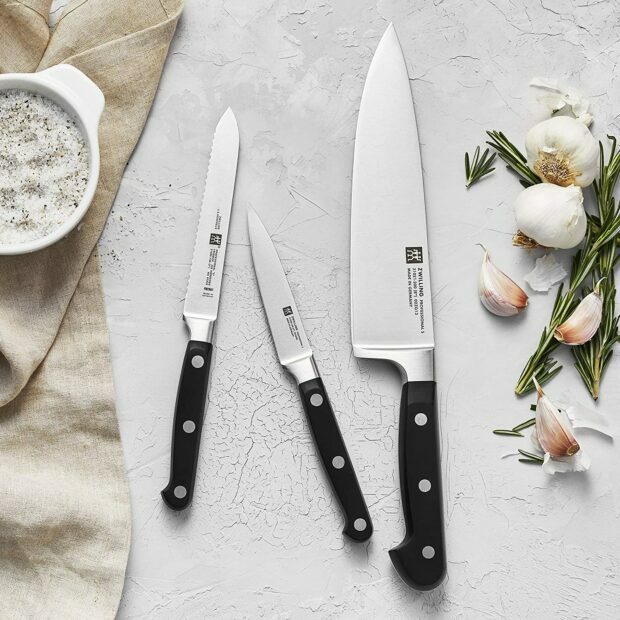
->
[39,64,105,128]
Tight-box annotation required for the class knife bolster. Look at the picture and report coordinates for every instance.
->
[352,345,434,382]
[284,354,319,384]
[184,314,215,343]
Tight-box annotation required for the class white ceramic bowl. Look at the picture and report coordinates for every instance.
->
[0,64,104,255]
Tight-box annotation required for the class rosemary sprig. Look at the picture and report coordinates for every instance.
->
[465,146,496,188]
[515,233,599,395]
[571,138,620,398]
[515,137,620,396]
[514,282,578,395]
[486,130,541,187]
[571,275,619,399]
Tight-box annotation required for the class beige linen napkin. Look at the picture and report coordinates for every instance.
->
[0,0,183,616]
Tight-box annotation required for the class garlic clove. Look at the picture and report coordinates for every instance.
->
[478,248,528,316]
[554,282,603,345]
[525,116,598,187]
[533,378,581,458]
[514,184,586,249]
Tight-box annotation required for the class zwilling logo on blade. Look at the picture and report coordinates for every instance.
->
[406,247,423,264]
[210,233,222,246]
[283,306,303,347]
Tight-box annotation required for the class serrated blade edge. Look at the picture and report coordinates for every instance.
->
[183,108,239,326]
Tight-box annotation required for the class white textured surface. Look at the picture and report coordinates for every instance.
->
[93,1,620,617]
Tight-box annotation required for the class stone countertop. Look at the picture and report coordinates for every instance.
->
[96,1,620,617]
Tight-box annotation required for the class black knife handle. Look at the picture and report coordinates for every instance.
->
[389,381,446,590]
[298,377,373,542]
[161,340,213,510]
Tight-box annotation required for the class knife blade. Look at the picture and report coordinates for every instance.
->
[351,24,446,588]
[248,207,373,542]
[161,108,239,510]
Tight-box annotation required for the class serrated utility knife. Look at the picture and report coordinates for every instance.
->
[351,24,446,588]
[248,207,373,542]
[161,108,239,510]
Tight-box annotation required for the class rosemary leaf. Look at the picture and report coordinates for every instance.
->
[512,418,536,432]
[492,429,524,437]
[519,458,543,465]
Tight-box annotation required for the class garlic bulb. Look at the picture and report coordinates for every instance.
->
[478,248,528,316]
[525,116,598,187]
[514,184,586,249]
[533,378,580,458]
[554,282,603,345]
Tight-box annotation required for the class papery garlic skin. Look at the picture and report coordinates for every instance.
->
[478,249,528,316]
[542,450,590,474]
[533,378,580,458]
[529,78,592,126]
[524,253,567,292]
[525,116,598,187]
[514,184,586,249]
[554,285,603,345]
[557,392,615,437]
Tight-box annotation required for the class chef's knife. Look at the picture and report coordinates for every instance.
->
[351,24,446,588]
[161,108,239,510]
[248,207,373,542]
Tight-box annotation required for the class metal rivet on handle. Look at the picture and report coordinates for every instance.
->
[183,421,196,433]
[332,456,345,469]
[191,355,205,369]
[422,545,435,559]
[418,479,431,493]
[310,393,323,407]
[354,518,367,532]
[173,485,187,499]
[414,413,428,426]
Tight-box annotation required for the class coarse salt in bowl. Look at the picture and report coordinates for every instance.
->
[0,64,104,255]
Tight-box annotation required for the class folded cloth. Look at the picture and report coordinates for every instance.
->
[0,0,183,616]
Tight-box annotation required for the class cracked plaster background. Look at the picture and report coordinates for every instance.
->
[48,0,620,616]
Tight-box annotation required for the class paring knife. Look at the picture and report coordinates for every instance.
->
[351,24,446,588]
[247,207,373,542]
[161,108,239,510]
